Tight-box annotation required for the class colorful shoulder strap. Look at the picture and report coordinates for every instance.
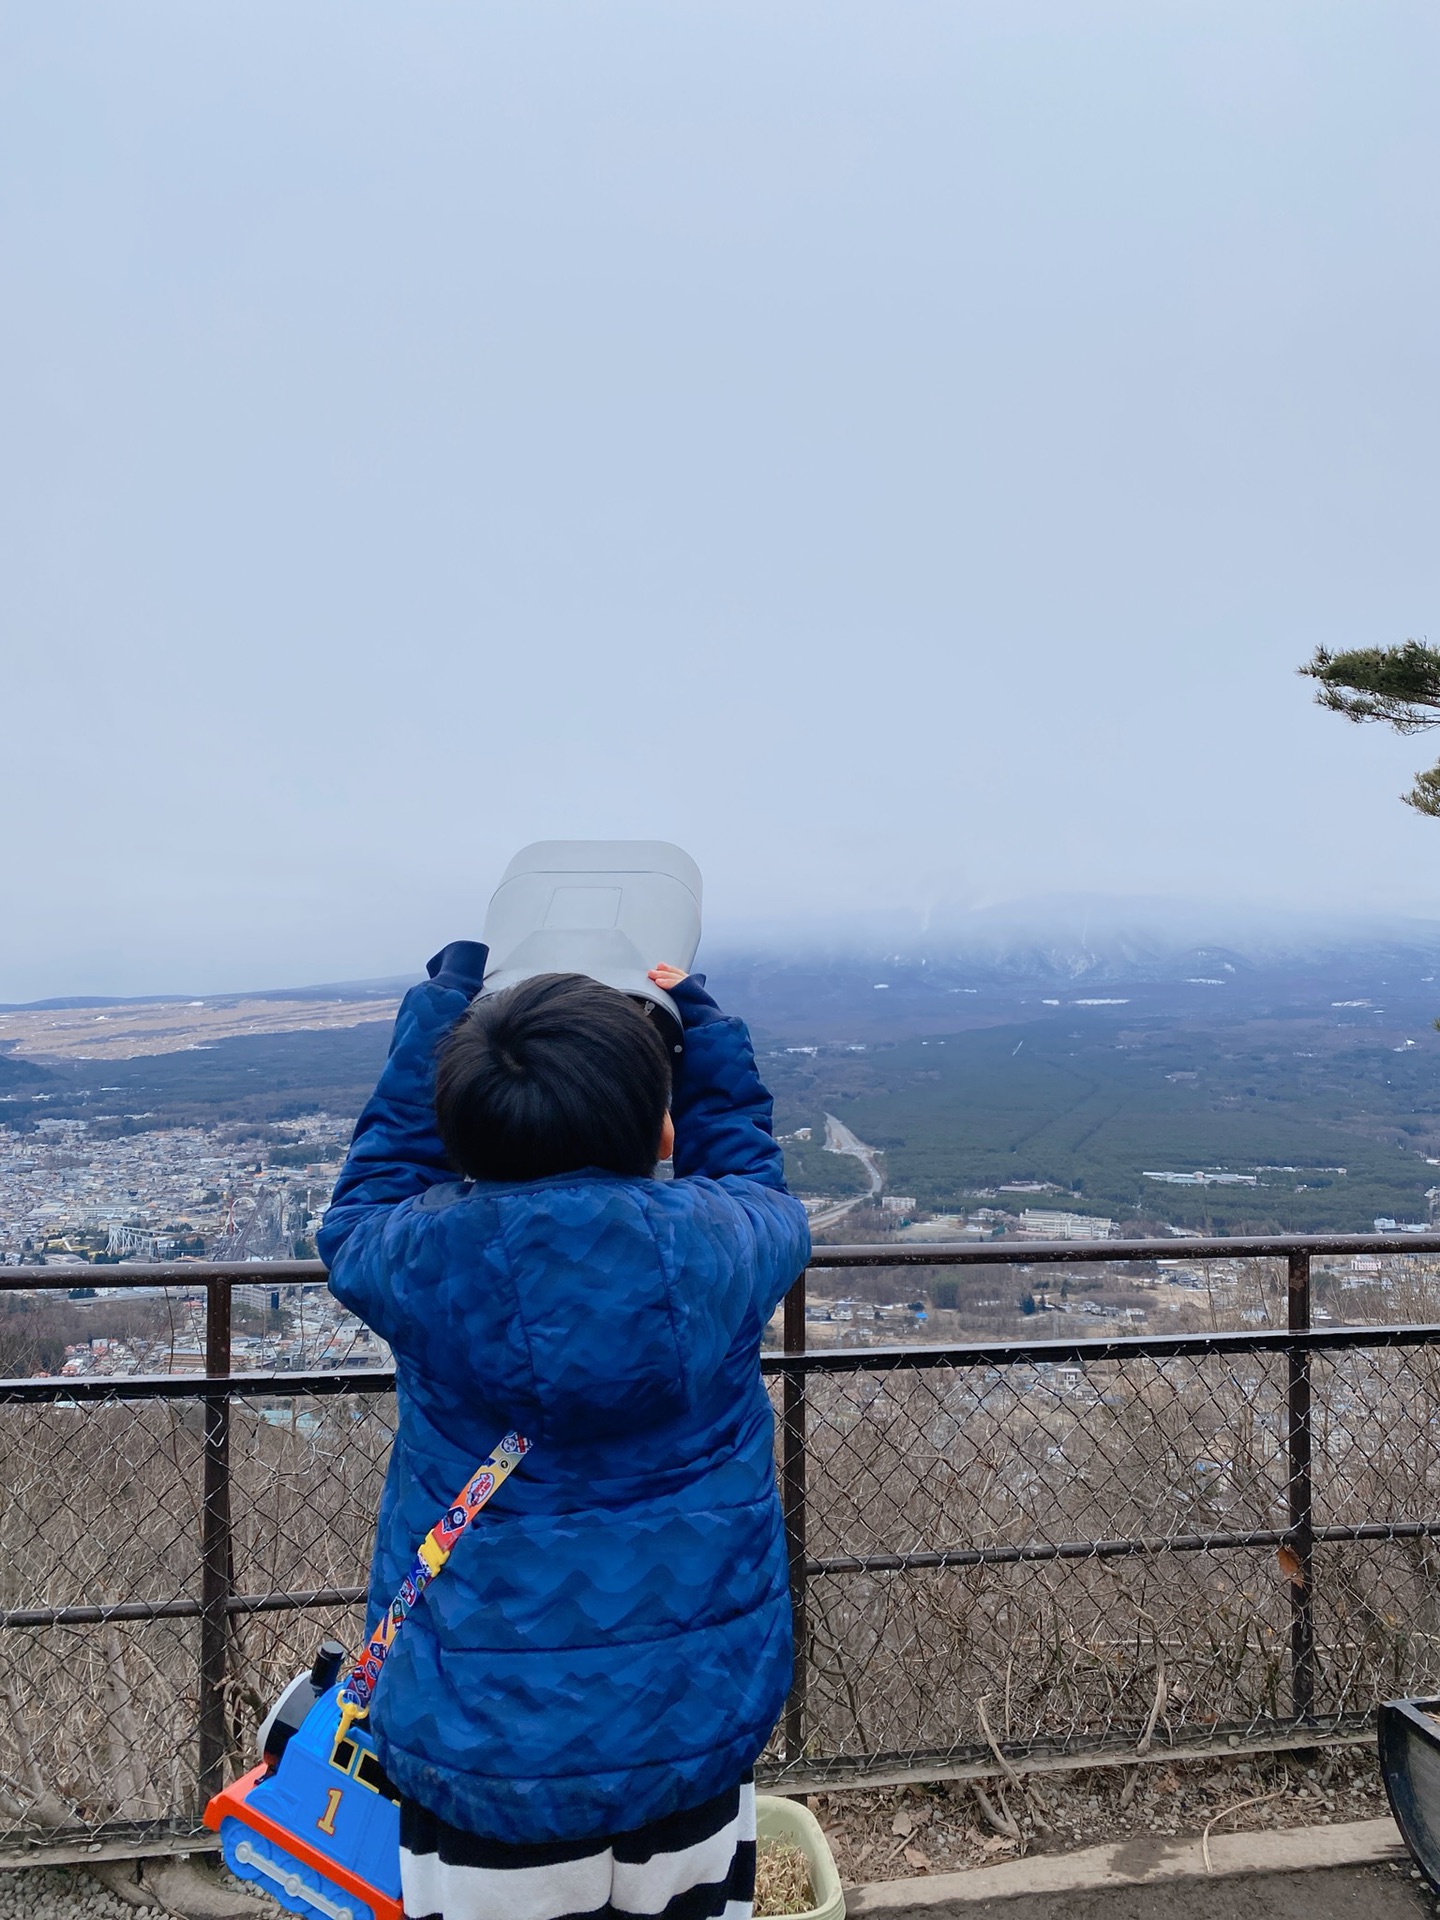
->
[335,1428,532,1741]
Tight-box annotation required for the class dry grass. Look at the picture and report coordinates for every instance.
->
[755,1840,815,1916]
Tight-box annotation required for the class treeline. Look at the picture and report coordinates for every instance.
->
[765,1014,1440,1233]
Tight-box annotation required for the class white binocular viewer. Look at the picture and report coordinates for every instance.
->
[480,841,702,1052]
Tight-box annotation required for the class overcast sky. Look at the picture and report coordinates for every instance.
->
[3,2,1439,1000]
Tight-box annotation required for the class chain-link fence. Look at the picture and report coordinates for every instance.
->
[3,1240,1440,1864]
[773,1321,1440,1790]
[0,1366,395,1866]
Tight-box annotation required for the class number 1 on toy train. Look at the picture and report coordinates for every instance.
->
[317,1787,343,1836]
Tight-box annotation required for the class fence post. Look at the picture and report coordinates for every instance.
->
[198,1276,234,1806]
[1286,1250,1316,1720]
[781,1270,808,1765]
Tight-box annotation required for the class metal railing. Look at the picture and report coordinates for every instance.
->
[2,1233,1439,1864]
[780,1233,1440,1792]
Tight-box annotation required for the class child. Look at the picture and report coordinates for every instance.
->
[318,942,811,1920]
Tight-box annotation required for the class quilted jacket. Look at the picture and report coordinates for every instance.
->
[318,948,811,1843]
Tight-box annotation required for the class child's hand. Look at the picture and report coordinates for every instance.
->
[648,964,688,992]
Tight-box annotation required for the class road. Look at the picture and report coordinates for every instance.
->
[805,1114,884,1233]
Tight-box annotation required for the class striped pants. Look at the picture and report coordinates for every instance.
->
[399,1776,756,1920]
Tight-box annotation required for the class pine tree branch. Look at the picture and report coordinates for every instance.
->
[1300,640,1440,733]
[1404,763,1440,817]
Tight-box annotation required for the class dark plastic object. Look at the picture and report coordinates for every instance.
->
[310,1640,346,1692]
[1379,1695,1440,1891]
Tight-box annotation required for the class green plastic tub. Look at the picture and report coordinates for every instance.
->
[755,1793,846,1920]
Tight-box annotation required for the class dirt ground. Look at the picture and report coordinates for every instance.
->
[809,1744,1393,1885]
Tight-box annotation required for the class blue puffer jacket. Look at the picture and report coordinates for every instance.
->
[318,949,811,1845]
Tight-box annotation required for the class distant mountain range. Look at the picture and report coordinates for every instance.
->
[4,899,1440,1058]
[714,894,1440,984]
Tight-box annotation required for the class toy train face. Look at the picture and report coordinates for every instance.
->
[206,1672,401,1920]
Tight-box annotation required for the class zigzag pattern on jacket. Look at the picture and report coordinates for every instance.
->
[319,957,811,1846]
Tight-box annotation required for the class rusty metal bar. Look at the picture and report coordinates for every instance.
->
[197,1276,234,1806]
[10,1507,1438,1631]
[804,1232,1440,1266]
[1287,1249,1316,1720]
[5,1230,1440,1295]
[0,1260,324,1291]
[781,1271,808,1765]
[805,1516,1440,1577]
[0,1365,397,1404]
[759,1320,1440,1372]
[0,1586,370,1630]
[0,1259,326,1290]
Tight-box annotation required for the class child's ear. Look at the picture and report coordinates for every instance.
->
[658,1111,675,1163]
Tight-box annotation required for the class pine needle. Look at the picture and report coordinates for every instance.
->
[755,1839,816,1915]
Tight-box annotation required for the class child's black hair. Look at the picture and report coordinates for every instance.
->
[435,972,672,1184]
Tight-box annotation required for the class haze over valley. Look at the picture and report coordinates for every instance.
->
[6,911,1440,1262]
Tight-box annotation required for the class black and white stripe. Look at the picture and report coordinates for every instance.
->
[400,1777,756,1920]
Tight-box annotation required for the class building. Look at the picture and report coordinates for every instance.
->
[1019,1210,1115,1241]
